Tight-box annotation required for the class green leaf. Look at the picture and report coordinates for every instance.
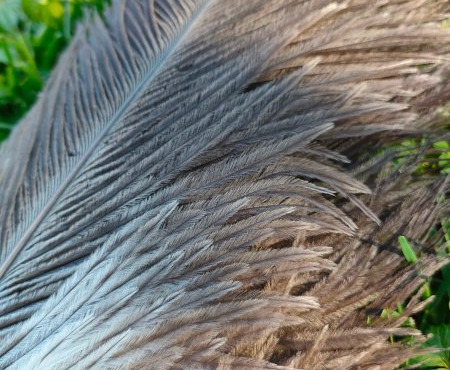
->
[399,236,418,263]
[424,325,450,369]
[0,0,21,32]
[433,141,450,150]
[48,1,64,19]
[0,121,13,130]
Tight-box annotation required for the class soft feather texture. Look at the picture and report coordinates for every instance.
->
[0,0,448,369]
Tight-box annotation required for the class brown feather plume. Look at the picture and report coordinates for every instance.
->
[0,0,448,369]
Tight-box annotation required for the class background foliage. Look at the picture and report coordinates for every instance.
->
[0,1,448,368]
[0,0,108,140]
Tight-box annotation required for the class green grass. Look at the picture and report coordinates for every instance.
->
[399,236,418,264]
[392,105,449,369]
[397,234,450,369]
[0,1,448,368]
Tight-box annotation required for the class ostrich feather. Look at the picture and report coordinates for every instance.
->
[0,0,448,369]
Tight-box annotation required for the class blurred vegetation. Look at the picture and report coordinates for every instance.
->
[0,0,109,140]
[0,1,448,368]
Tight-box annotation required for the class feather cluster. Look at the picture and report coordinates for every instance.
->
[0,0,448,369]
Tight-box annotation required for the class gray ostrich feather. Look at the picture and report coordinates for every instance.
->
[0,0,449,369]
